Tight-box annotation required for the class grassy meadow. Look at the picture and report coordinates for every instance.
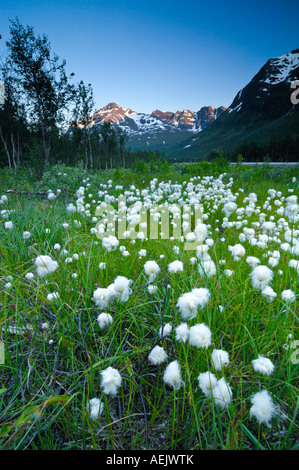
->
[0,162,298,450]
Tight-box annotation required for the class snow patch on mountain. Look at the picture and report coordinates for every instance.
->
[263,51,299,85]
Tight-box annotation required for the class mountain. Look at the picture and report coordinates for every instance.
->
[77,102,226,153]
[170,49,299,160]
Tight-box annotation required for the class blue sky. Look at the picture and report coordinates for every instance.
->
[0,0,298,113]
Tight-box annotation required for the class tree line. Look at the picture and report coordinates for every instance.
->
[0,18,155,175]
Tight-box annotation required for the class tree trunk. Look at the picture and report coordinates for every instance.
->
[0,126,12,171]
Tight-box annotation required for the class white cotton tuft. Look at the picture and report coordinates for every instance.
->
[198,371,217,397]
[281,289,296,303]
[101,366,122,396]
[228,243,246,261]
[168,260,184,273]
[144,260,160,282]
[211,377,233,409]
[175,323,189,343]
[111,276,132,302]
[92,287,112,309]
[159,323,172,337]
[211,349,230,371]
[191,287,211,309]
[176,292,200,320]
[163,360,184,390]
[35,255,58,278]
[148,345,168,365]
[189,323,212,349]
[194,223,208,242]
[250,265,273,290]
[261,286,277,303]
[97,312,113,329]
[250,390,279,427]
[87,397,104,421]
[198,259,216,278]
[252,355,275,376]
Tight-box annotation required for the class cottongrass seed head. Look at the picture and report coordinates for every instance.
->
[189,323,212,349]
[163,360,184,390]
[35,255,58,278]
[176,292,200,321]
[87,397,104,421]
[101,366,122,396]
[191,287,211,309]
[97,312,113,329]
[144,260,160,282]
[148,345,168,365]
[198,371,218,397]
[250,389,279,427]
[252,355,275,376]
[175,323,189,343]
[211,377,233,409]
[211,349,230,371]
[250,265,273,290]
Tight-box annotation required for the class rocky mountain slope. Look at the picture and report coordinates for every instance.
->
[171,49,299,159]
[77,102,226,152]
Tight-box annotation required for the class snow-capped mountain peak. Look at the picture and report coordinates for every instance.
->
[263,50,299,85]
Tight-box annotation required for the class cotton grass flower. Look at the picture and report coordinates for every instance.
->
[97,312,113,329]
[191,287,211,309]
[101,366,122,396]
[194,222,208,242]
[168,260,184,273]
[111,276,132,302]
[147,284,158,295]
[223,201,237,218]
[47,292,59,302]
[25,272,34,281]
[261,286,277,303]
[176,292,200,320]
[198,371,218,397]
[250,390,279,427]
[175,323,189,343]
[159,323,172,337]
[92,287,112,309]
[102,235,119,252]
[246,256,261,268]
[22,231,31,240]
[189,323,212,349]
[163,360,184,390]
[198,259,216,278]
[211,377,233,409]
[196,244,210,260]
[281,289,296,303]
[35,255,58,278]
[211,349,230,371]
[87,397,104,421]
[228,243,246,261]
[144,260,160,282]
[224,269,234,277]
[252,355,275,376]
[148,345,168,365]
[4,221,13,230]
[250,265,273,290]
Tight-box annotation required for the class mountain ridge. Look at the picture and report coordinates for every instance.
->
[170,49,299,159]
[75,49,299,159]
